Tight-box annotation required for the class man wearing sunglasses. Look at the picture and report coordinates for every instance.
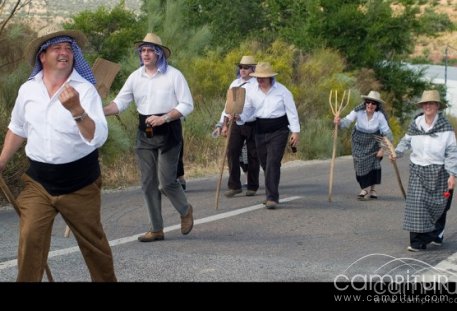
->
[216,56,260,198]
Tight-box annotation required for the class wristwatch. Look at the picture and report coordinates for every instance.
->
[73,111,88,123]
[163,114,171,123]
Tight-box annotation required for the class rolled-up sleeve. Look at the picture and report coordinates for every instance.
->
[340,110,356,129]
[8,89,27,138]
[395,134,412,159]
[173,71,193,117]
[113,74,134,113]
[80,85,108,147]
[444,132,457,176]
[284,90,300,133]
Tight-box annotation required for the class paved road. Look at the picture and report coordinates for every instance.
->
[1,156,457,282]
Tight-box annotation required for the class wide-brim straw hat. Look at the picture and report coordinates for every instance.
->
[361,90,385,105]
[135,32,171,59]
[237,55,257,65]
[26,25,87,66]
[416,90,446,109]
[249,62,277,78]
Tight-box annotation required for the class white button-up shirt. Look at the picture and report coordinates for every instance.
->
[219,77,257,125]
[8,69,108,164]
[396,114,457,175]
[240,81,300,133]
[113,65,193,117]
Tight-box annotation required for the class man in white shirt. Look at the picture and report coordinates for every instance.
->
[0,26,116,281]
[239,62,300,209]
[218,56,260,198]
[103,33,194,242]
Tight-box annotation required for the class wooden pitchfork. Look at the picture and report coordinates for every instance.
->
[215,87,246,209]
[328,89,351,202]
[0,175,54,282]
[375,135,406,199]
[64,58,121,238]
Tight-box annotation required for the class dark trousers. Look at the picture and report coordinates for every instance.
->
[255,128,289,202]
[136,130,189,232]
[227,123,260,191]
[177,140,184,178]
[410,190,453,248]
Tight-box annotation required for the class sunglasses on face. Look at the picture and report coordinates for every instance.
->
[365,101,378,106]
[238,65,252,70]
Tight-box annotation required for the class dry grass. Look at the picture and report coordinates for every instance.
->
[100,153,140,189]
[99,143,300,189]
[410,0,457,63]
[100,146,222,189]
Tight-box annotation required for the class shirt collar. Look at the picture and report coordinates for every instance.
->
[31,68,87,84]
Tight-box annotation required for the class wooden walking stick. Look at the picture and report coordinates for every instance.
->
[375,136,406,199]
[64,58,121,238]
[0,175,54,282]
[328,89,351,202]
[215,87,246,209]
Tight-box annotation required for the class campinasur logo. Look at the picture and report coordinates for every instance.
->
[334,253,457,295]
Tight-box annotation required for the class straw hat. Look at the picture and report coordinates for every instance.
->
[361,91,385,105]
[238,55,257,65]
[249,62,278,78]
[416,90,446,109]
[135,33,171,59]
[26,25,87,66]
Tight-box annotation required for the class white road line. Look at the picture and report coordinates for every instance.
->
[0,196,302,271]
[421,252,457,281]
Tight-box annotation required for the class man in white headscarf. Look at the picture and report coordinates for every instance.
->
[104,32,194,242]
[0,26,116,282]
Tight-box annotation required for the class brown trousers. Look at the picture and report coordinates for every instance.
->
[16,174,117,282]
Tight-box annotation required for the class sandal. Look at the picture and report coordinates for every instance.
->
[370,190,378,199]
[357,189,369,200]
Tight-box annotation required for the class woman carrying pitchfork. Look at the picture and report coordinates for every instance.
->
[334,91,393,200]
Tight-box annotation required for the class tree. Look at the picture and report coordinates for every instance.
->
[140,0,211,64]
[0,0,35,69]
[184,0,265,49]
[0,0,33,36]
[64,1,144,64]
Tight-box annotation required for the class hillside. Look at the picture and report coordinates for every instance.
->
[2,0,457,64]
[1,0,141,29]
[410,0,457,64]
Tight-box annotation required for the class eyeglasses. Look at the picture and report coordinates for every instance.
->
[238,65,252,70]
[365,101,378,106]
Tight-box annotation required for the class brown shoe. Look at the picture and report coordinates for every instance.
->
[265,200,278,209]
[138,230,164,242]
[224,189,242,197]
[245,190,256,196]
[181,204,194,235]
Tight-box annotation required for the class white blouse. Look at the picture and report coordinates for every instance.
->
[395,114,457,176]
[340,110,391,136]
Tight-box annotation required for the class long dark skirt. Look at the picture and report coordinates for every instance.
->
[351,129,381,189]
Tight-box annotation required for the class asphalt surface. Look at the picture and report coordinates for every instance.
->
[1,156,457,282]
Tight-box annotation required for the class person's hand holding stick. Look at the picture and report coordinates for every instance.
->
[329,89,350,202]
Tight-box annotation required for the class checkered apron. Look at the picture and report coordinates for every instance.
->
[403,163,448,232]
[351,129,381,188]
[403,112,454,232]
